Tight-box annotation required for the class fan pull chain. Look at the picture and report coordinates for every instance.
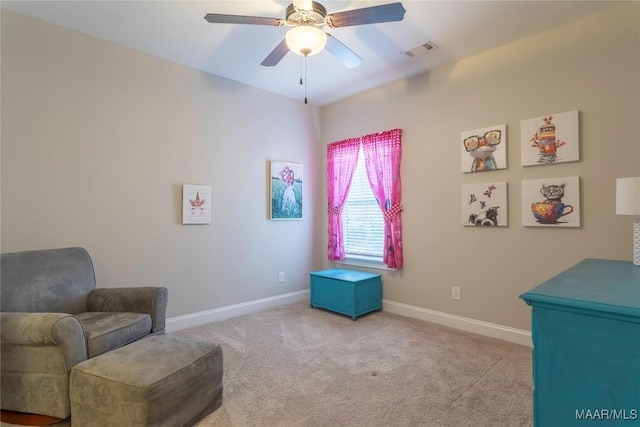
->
[299,56,303,86]
[304,54,308,104]
[297,54,309,105]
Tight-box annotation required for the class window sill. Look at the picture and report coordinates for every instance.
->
[333,255,396,271]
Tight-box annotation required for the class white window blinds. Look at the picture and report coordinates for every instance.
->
[342,147,384,258]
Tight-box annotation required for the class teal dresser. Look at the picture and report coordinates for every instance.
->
[310,269,382,320]
[520,259,640,426]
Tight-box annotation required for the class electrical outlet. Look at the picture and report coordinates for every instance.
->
[278,272,285,283]
[451,286,461,301]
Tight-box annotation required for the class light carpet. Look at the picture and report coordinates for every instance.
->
[3,302,533,426]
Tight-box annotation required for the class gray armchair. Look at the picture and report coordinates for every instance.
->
[0,247,168,419]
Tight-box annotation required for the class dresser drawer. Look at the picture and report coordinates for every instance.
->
[520,259,640,426]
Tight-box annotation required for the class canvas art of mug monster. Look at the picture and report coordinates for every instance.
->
[531,183,574,224]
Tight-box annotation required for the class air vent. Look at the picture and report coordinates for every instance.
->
[404,41,438,58]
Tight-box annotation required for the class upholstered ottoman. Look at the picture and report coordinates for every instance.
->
[70,335,223,426]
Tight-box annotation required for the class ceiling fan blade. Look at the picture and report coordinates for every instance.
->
[325,34,363,69]
[204,13,284,26]
[326,2,406,28]
[261,39,290,67]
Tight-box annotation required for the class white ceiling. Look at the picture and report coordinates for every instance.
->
[1,1,622,106]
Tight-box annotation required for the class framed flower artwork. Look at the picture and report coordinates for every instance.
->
[269,161,303,220]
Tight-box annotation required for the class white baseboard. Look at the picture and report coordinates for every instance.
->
[166,290,310,333]
[166,291,532,347]
[383,300,532,347]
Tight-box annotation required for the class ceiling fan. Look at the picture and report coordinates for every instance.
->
[204,1,406,69]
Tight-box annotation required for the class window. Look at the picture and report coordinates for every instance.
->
[327,128,403,269]
[342,146,385,259]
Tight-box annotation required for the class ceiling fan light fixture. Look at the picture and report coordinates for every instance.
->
[292,0,313,11]
[285,25,327,56]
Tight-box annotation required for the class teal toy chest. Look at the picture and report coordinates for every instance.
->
[520,259,640,427]
[310,269,382,320]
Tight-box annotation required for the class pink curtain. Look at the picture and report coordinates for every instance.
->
[362,128,403,269]
[327,138,361,261]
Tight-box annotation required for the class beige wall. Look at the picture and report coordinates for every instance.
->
[1,11,324,318]
[2,4,639,332]
[321,2,640,330]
